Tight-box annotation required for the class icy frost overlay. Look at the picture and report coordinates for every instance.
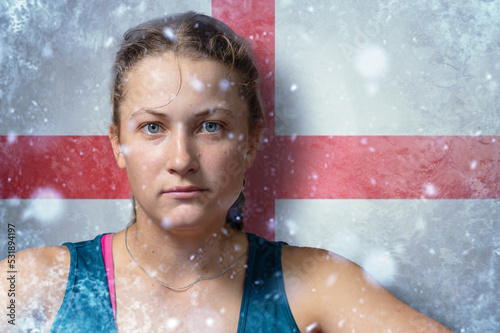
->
[0,0,210,135]
[0,1,499,332]
[276,0,500,135]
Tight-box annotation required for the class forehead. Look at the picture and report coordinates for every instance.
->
[127,54,234,91]
[119,54,249,123]
[121,54,247,117]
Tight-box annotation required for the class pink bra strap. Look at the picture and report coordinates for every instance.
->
[101,234,117,320]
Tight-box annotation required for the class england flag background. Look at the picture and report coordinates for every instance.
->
[1,0,499,331]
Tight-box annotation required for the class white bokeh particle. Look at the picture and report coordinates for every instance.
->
[354,45,388,78]
[362,250,396,286]
[424,183,438,197]
[7,132,17,144]
[23,188,65,224]
[162,27,177,42]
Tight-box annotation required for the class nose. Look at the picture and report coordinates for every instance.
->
[164,126,199,176]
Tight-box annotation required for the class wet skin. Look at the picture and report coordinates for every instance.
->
[110,55,258,235]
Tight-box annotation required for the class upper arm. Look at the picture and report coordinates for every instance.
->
[0,246,70,332]
[282,246,453,333]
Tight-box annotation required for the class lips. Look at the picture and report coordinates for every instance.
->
[162,186,208,199]
[164,186,208,193]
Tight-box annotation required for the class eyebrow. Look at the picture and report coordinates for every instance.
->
[130,107,236,120]
[130,108,165,120]
[194,108,235,118]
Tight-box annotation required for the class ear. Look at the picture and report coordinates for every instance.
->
[244,127,263,170]
[109,125,126,170]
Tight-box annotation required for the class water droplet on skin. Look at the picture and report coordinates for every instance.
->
[326,274,337,287]
[219,78,230,91]
[305,322,319,332]
[190,254,195,260]
[166,317,180,330]
[190,76,204,92]
[120,144,130,156]
[161,217,172,229]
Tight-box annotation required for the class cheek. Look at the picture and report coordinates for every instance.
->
[124,147,161,177]
[204,148,245,191]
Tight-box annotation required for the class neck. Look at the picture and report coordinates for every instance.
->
[123,216,247,288]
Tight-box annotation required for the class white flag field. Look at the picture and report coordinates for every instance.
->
[0,0,498,331]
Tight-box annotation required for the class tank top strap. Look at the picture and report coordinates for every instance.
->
[101,233,116,320]
[50,234,117,333]
[237,233,300,332]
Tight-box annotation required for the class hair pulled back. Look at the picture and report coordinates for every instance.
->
[111,12,264,230]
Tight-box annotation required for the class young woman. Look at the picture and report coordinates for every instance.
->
[0,12,453,332]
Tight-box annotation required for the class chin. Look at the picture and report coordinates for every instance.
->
[157,209,225,232]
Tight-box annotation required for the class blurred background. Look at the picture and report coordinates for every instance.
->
[0,0,498,331]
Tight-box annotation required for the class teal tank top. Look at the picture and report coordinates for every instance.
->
[50,233,300,332]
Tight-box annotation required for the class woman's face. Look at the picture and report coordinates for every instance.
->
[110,55,257,232]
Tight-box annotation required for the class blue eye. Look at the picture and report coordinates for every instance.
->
[202,122,222,133]
[145,123,161,134]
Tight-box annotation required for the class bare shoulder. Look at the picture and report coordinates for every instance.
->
[0,246,70,331]
[281,245,453,333]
